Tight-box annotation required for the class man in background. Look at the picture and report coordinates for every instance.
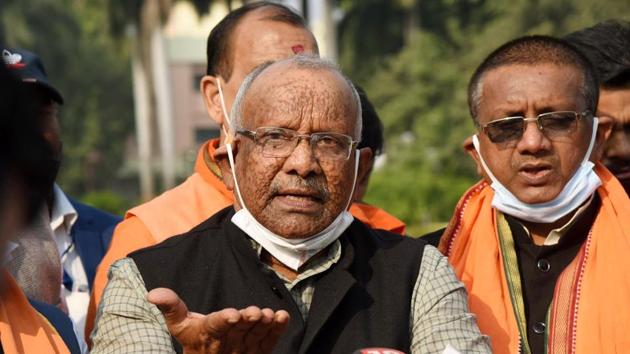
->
[0,56,81,354]
[565,20,630,194]
[3,48,120,338]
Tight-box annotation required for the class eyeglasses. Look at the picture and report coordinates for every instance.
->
[480,111,589,144]
[237,127,359,161]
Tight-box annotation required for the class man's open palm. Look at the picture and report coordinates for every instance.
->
[147,288,290,354]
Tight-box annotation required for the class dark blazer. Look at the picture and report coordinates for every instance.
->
[132,207,427,354]
[29,299,82,354]
[69,200,121,290]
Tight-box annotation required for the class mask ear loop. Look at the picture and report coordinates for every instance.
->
[217,78,233,145]
[343,149,361,211]
[472,134,502,186]
[582,117,599,164]
[217,77,247,210]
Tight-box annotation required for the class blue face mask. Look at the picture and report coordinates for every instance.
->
[218,79,358,270]
[472,118,601,223]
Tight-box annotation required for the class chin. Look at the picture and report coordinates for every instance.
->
[514,187,563,205]
[264,216,330,239]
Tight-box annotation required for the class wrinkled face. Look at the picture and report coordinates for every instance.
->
[473,64,595,204]
[598,87,630,179]
[219,10,318,117]
[234,65,359,238]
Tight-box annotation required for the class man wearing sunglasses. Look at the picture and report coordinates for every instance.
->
[439,35,630,354]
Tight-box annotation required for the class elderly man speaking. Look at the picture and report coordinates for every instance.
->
[441,35,630,354]
[91,56,489,353]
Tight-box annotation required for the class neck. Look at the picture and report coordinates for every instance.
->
[518,209,577,245]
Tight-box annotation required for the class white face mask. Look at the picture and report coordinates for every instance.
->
[218,79,357,270]
[472,117,601,223]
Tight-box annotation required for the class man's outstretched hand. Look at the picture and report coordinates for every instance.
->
[147,288,290,354]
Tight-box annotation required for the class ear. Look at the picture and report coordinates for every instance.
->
[353,147,374,202]
[463,135,484,177]
[200,75,225,125]
[591,116,613,161]
[213,141,238,191]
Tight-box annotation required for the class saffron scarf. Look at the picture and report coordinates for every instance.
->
[0,270,69,353]
[439,163,630,354]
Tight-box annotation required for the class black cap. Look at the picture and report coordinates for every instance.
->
[2,48,64,104]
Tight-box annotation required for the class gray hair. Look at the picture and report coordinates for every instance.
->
[229,55,363,140]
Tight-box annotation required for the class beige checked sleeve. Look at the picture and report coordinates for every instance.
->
[90,258,174,354]
[410,245,491,353]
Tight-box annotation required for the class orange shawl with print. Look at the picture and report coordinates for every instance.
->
[0,270,69,354]
[439,163,630,354]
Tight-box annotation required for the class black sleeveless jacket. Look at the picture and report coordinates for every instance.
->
[130,207,427,354]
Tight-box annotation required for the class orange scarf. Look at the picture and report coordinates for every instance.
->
[439,163,630,354]
[0,270,69,353]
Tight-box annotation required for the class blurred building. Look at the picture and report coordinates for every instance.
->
[139,0,338,196]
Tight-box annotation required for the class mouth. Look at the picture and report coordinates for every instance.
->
[273,189,324,212]
[518,162,553,185]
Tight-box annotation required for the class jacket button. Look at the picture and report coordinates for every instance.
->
[537,259,550,272]
[533,321,546,334]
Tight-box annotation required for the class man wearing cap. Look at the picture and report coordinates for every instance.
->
[440,35,630,354]
[87,1,406,339]
[2,47,121,339]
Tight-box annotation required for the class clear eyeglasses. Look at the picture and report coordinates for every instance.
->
[237,126,359,161]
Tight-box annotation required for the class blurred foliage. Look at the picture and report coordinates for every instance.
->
[0,0,136,211]
[1,0,628,229]
[81,191,129,216]
[339,0,630,234]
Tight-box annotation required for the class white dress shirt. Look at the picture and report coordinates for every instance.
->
[50,184,89,351]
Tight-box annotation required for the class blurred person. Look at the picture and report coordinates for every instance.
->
[91,55,490,354]
[351,84,406,234]
[2,48,121,338]
[87,1,406,339]
[439,35,630,354]
[0,58,81,353]
[565,20,630,194]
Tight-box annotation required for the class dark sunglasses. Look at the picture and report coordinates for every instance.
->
[480,111,590,143]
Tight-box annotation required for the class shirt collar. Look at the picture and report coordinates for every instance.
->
[50,184,78,233]
[512,193,595,246]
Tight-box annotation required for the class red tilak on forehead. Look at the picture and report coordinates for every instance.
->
[291,45,304,54]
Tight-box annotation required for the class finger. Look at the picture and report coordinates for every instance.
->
[259,310,290,354]
[202,308,242,339]
[221,306,263,354]
[147,288,189,334]
[242,308,275,354]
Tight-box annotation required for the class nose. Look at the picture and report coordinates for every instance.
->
[516,119,551,155]
[281,137,323,177]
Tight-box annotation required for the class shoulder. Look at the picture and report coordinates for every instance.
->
[29,299,82,354]
[128,206,233,259]
[350,219,427,251]
[419,227,445,247]
[346,220,428,273]
[70,199,122,229]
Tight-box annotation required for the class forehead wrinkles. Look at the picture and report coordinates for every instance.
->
[245,71,354,130]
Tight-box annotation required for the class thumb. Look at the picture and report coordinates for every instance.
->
[147,288,189,333]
